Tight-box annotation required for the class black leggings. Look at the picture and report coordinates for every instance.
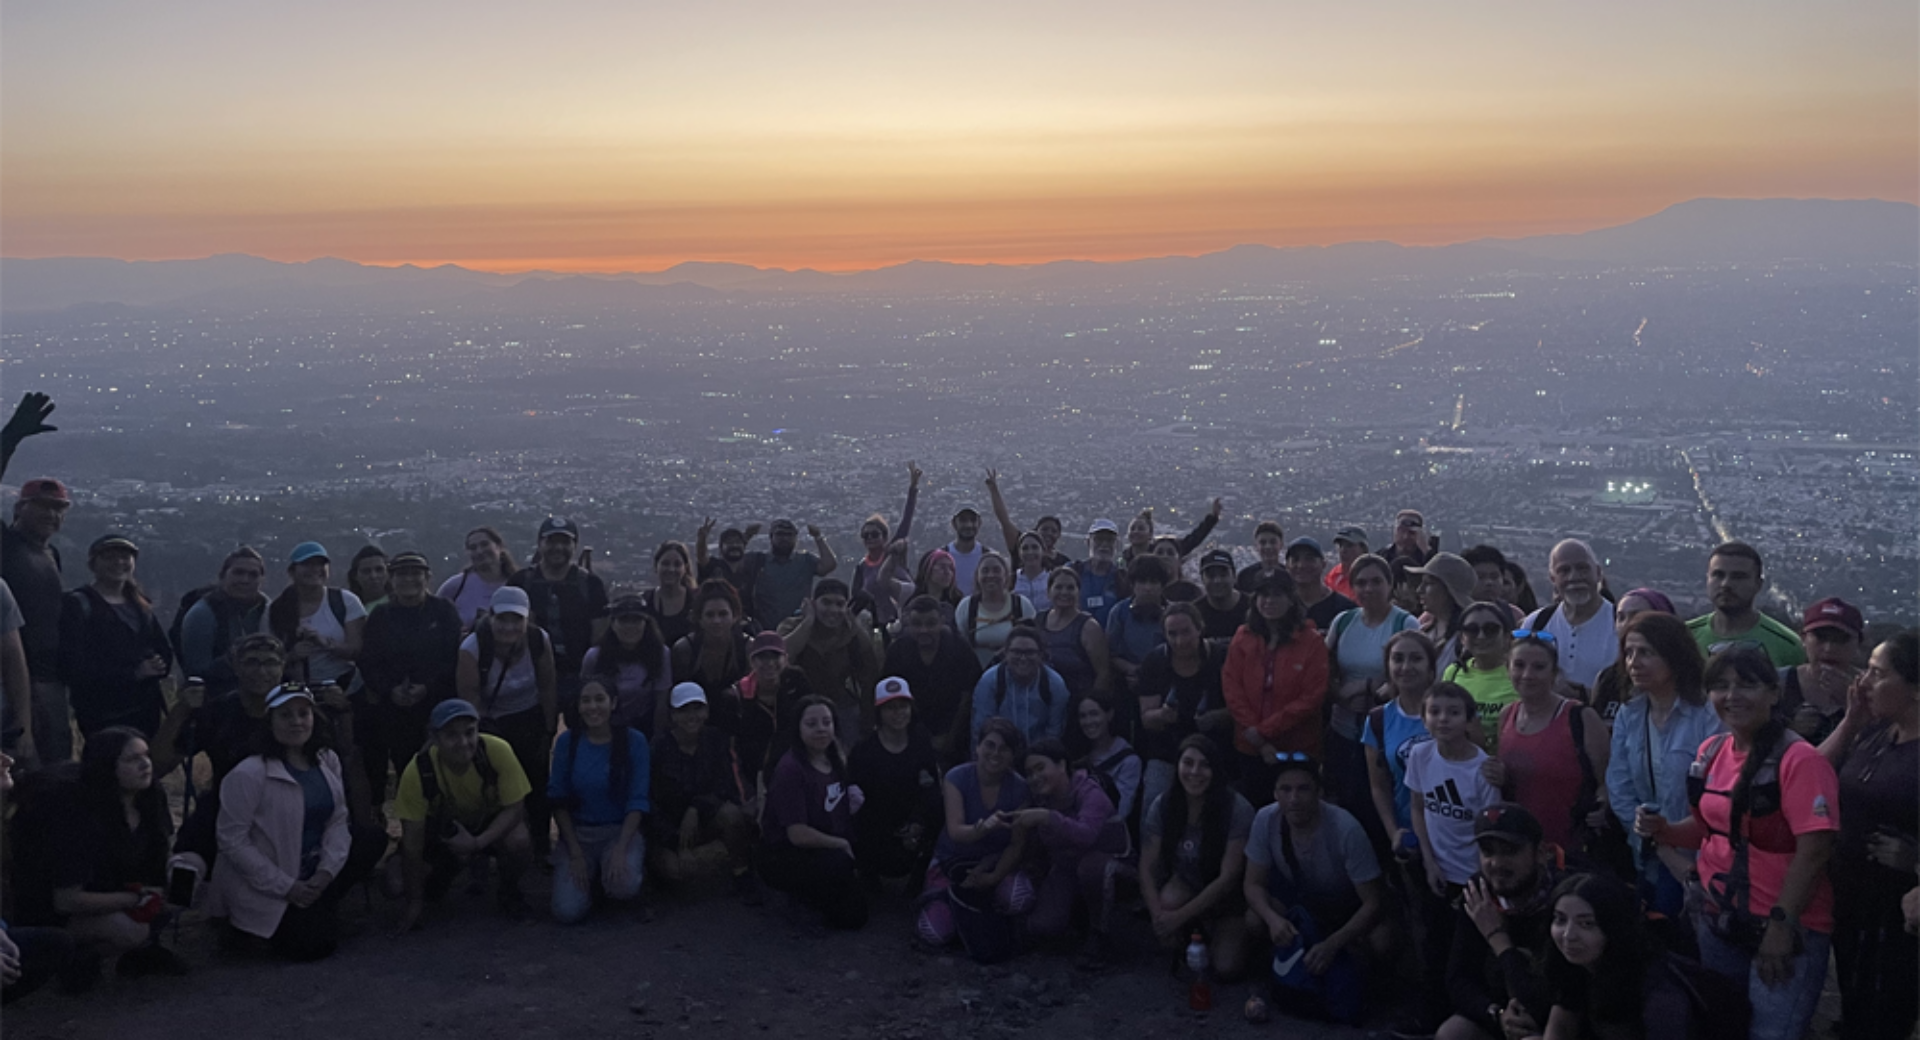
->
[1834,915,1919,1040]
[487,708,552,856]
[758,845,868,930]
[267,824,387,961]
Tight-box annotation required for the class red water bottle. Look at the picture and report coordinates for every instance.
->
[1185,931,1212,1010]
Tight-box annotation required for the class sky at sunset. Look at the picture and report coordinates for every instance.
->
[3,1,1915,272]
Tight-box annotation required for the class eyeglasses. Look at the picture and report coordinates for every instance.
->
[1461,623,1505,638]
[861,529,885,540]
[1513,629,1557,646]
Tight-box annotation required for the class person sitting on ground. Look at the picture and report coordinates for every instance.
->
[1539,872,1722,1040]
[758,696,868,930]
[916,717,1035,947]
[969,623,1071,747]
[955,551,1036,669]
[1438,803,1562,1040]
[356,551,464,805]
[647,682,759,902]
[176,547,271,698]
[1006,738,1125,952]
[1242,754,1390,1027]
[0,748,76,1003]
[881,595,983,763]
[1224,573,1329,806]
[10,727,188,990]
[58,533,173,739]
[208,685,363,961]
[437,526,517,633]
[777,579,881,743]
[390,699,535,933]
[848,678,941,886]
[548,679,651,925]
[456,586,557,860]
[1140,734,1253,980]
[583,595,673,739]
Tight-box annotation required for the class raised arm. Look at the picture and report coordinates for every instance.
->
[984,468,1023,556]
[896,461,922,542]
[807,524,838,576]
[1175,498,1225,557]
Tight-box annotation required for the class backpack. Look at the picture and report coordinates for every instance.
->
[962,594,1026,648]
[414,738,499,835]
[1663,954,1752,1040]
[1684,730,1803,948]
[168,584,217,664]
[473,623,549,714]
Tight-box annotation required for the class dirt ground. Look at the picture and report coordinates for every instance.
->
[2,874,1379,1040]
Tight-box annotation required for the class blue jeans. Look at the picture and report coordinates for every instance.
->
[1694,919,1831,1040]
[551,823,644,924]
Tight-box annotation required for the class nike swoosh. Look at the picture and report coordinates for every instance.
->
[1273,948,1305,976]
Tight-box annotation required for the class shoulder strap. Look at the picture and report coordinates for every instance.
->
[414,748,441,805]
[964,596,981,640]
[1279,813,1305,879]
[1528,602,1558,632]
[1367,704,1387,745]
[328,587,348,626]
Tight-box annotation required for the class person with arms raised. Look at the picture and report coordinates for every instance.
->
[390,699,535,932]
[758,696,868,930]
[851,462,920,630]
[1637,647,1839,1040]
[357,551,464,804]
[508,516,609,679]
[547,679,651,924]
[1686,542,1806,669]
[736,518,837,629]
[3,477,71,762]
[1223,573,1329,806]
[693,519,760,595]
[437,526,516,633]
[455,587,557,859]
[58,534,172,739]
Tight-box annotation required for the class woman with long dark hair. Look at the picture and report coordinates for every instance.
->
[1137,601,1230,817]
[437,526,517,633]
[13,727,185,987]
[58,533,173,738]
[345,546,390,609]
[759,696,868,930]
[1441,600,1520,749]
[1540,872,1710,1039]
[548,679,651,924]
[1363,629,1438,857]
[583,595,672,738]
[1485,632,1614,865]
[1139,734,1252,979]
[1605,611,1718,916]
[640,540,698,648]
[1638,648,1839,1040]
[916,717,1035,947]
[1223,573,1329,805]
[909,549,962,632]
[209,686,355,960]
[1818,629,1919,1040]
[670,579,753,742]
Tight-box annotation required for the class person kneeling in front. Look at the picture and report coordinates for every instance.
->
[548,680,651,924]
[390,699,534,932]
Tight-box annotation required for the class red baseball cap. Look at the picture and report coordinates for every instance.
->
[1801,597,1863,639]
[18,478,70,504]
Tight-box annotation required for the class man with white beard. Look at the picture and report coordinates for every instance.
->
[1519,539,1615,690]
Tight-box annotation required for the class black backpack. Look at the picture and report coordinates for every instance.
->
[414,737,500,834]
[472,623,549,713]
[168,584,217,664]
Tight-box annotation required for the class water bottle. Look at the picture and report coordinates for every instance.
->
[1185,931,1212,1011]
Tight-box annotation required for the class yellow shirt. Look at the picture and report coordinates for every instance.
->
[392,734,532,832]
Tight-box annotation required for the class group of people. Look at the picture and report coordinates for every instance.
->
[0,406,1914,1040]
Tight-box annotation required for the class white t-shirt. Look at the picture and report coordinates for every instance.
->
[438,571,506,632]
[946,542,985,597]
[955,594,1038,667]
[1013,569,1049,605]
[460,630,542,719]
[299,590,367,685]
[1522,599,1617,690]
[1403,740,1499,885]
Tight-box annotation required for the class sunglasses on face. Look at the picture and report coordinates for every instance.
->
[1462,623,1505,638]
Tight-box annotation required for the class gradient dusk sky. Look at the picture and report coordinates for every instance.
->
[3,1,1915,272]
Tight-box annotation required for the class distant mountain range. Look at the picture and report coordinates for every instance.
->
[3,197,1914,313]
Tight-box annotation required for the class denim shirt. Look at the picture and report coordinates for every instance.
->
[1606,694,1725,855]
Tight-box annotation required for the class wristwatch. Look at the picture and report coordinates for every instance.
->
[1769,906,1793,926]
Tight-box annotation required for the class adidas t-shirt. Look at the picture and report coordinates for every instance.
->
[1403,740,1498,885]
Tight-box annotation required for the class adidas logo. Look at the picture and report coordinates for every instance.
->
[1424,778,1476,821]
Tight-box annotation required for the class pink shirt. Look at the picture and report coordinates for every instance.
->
[1694,737,1840,933]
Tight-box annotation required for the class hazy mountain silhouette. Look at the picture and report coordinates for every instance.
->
[3,198,1911,312]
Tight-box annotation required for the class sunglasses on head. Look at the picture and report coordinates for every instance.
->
[1514,629,1557,646]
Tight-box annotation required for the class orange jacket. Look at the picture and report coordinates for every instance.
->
[1222,623,1329,758]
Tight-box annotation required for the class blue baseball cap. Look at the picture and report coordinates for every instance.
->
[1285,536,1324,559]
[429,699,480,732]
[289,541,330,564]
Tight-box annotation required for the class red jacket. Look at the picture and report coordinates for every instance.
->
[1222,623,1329,758]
